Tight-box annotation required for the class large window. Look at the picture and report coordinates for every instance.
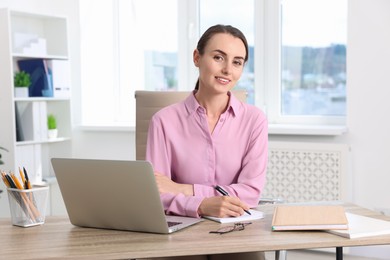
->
[80,0,347,127]
[80,0,178,126]
[280,0,347,117]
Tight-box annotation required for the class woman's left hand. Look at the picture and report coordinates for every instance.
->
[154,172,194,196]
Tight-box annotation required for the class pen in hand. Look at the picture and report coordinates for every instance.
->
[214,185,251,215]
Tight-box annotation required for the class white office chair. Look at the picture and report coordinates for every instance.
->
[135,90,286,260]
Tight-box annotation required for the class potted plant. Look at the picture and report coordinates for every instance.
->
[0,146,8,165]
[47,114,58,139]
[14,70,31,97]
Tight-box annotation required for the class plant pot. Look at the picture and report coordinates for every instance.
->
[48,129,58,139]
[14,87,29,98]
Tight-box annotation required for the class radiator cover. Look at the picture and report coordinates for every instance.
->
[263,142,349,203]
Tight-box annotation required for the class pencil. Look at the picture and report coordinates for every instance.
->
[10,172,40,222]
[3,172,34,220]
[5,173,17,188]
[1,171,10,187]
[22,168,40,220]
[19,167,26,189]
[11,173,24,190]
[23,167,32,189]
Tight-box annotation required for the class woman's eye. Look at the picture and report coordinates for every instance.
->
[233,60,243,66]
[214,55,224,61]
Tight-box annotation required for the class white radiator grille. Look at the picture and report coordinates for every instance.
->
[262,142,348,203]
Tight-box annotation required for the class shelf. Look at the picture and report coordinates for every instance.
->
[16,137,71,146]
[10,9,68,57]
[0,8,72,184]
[14,97,70,102]
[12,53,68,60]
[0,8,72,218]
[268,124,348,136]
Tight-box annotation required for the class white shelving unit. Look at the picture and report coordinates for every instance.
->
[0,8,71,217]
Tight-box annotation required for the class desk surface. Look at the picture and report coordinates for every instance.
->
[1,202,390,260]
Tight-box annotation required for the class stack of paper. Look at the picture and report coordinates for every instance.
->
[272,205,348,231]
[327,213,390,239]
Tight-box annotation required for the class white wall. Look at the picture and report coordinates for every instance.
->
[1,0,390,258]
[345,1,390,257]
[72,128,135,160]
[347,0,390,213]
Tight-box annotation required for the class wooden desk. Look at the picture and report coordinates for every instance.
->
[1,203,390,260]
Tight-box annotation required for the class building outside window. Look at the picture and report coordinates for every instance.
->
[280,0,347,117]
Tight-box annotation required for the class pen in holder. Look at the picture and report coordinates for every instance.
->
[7,185,49,227]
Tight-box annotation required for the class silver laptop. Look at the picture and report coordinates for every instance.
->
[51,158,203,234]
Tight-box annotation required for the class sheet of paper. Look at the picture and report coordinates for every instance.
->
[327,213,390,239]
[203,209,264,223]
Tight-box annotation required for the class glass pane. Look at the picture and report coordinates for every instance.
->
[199,0,255,104]
[129,0,178,91]
[281,0,347,116]
[80,0,116,125]
[80,0,178,126]
[117,0,178,124]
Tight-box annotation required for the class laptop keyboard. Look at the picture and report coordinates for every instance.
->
[167,221,182,227]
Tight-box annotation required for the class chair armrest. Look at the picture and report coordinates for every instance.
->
[258,197,284,205]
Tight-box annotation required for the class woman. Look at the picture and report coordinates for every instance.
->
[146,24,268,260]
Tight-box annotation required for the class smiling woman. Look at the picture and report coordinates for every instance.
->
[145,24,268,260]
[193,27,248,94]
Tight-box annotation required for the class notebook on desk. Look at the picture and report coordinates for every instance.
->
[271,205,348,231]
[51,158,203,234]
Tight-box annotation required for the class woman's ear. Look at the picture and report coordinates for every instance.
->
[193,49,200,67]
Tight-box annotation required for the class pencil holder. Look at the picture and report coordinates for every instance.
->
[7,186,49,227]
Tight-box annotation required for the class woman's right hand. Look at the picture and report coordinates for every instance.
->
[197,196,250,218]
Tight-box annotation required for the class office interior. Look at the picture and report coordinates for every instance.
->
[0,0,389,259]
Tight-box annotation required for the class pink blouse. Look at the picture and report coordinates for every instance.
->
[146,91,268,218]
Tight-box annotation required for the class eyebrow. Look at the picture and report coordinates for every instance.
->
[212,49,245,61]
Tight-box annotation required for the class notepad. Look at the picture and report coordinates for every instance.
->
[327,213,390,239]
[204,209,264,223]
[272,205,348,231]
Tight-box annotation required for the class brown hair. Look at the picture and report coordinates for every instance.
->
[195,24,249,90]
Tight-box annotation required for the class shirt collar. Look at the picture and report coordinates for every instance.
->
[184,90,241,117]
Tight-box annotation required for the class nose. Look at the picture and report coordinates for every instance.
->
[221,62,232,75]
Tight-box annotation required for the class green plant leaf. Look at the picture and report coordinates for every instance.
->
[14,70,31,87]
[47,114,57,129]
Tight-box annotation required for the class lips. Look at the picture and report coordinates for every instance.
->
[215,77,231,84]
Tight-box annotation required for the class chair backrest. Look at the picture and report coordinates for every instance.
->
[135,90,247,160]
